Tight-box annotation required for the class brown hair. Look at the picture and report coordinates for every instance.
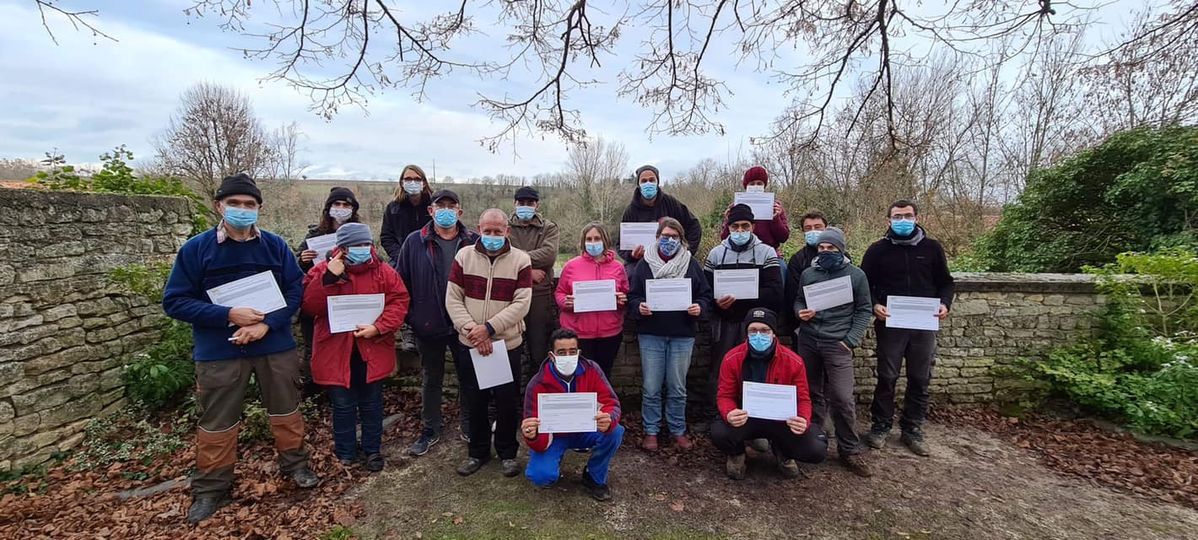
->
[656,217,685,239]
[578,222,612,254]
[393,164,433,202]
[799,210,827,226]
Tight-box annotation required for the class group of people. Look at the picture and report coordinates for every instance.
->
[162,164,954,524]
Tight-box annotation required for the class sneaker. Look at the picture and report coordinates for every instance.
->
[673,434,694,451]
[291,466,320,489]
[186,493,230,524]
[641,434,659,452]
[747,438,770,453]
[839,454,874,477]
[571,447,591,454]
[725,454,746,480]
[863,426,890,449]
[900,430,931,457]
[581,466,612,501]
[778,458,800,479]
[407,431,440,456]
[500,459,521,478]
[337,456,358,467]
[456,457,485,476]
[363,453,385,472]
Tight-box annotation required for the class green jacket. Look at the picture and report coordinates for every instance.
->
[793,258,873,347]
[508,213,560,297]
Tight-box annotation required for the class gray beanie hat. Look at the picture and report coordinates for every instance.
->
[635,164,660,182]
[336,222,373,248]
[817,227,846,252]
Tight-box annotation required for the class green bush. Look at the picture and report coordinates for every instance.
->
[970,126,1198,272]
[110,263,196,411]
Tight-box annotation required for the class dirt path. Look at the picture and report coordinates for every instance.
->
[349,421,1198,539]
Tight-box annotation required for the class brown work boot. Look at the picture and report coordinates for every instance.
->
[641,434,659,452]
[726,454,746,480]
[778,458,800,479]
[839,453,874,477]
[673,434,694,450]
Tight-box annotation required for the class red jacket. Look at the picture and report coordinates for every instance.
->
[522,357,622,452]
[301,247,410,388]
[717,342,812,422]
[555,250,630,339]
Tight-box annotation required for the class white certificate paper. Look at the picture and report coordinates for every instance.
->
[886,295,941,331]
[803,275,854,312]
[206,271,287,314]
[714,269,759,300]
[537,392,599,434]
[619,222,659,251]
[470,341,514,390]
[646,278,692,312]
[573,279,617,313]
[306,233,339,263]
[742,381,797,421]
[734,192,775,220]
[326,293,385,333]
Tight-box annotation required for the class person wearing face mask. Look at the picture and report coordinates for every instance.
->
[446,209,533,478]
[506,186,560,381]
[626,218,713,452]
[162,173,319,524]
[783,210,829,336]
[617,164,703,265]
[859,199,955,457]
[792,227,873,477]
[712,308,827,480]
[520,329,624,501]
[701,204,784,433]
[301,223,410,472]
[718,166,790,251]
[393,189,480,457]
[380,164,433,262]
[555,223,630,380]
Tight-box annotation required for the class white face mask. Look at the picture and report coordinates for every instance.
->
[402,181,423,195]
[329,207,353,222]
[552,353,579,375]
[745,184,765,193]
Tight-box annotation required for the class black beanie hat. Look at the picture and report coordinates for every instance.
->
[727,203,754,225]
[325,186,360,211]
[742,307,779,334]
[214,173,262,203]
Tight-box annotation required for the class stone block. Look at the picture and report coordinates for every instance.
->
[23,345,95,376]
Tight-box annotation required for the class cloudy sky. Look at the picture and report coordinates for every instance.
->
[0,1,1143,182]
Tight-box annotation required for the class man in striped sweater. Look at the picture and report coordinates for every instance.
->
[446,208,533,478]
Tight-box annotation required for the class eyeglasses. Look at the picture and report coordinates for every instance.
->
[402,177,422,181]
[747,329,774,336]
[659,234,681,240]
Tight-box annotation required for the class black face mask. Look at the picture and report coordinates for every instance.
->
[817,251,847,271]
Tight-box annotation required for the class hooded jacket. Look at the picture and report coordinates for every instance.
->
[792,256,873,347]
[859,225,955,311]
[617,188,703,263]
[507,213,560,297]
[522,357,622,452]
[719,209,790,250]
[555,250,631,339]
[301,247,410,388]
[392,222,479,339]
[703,234,785,322]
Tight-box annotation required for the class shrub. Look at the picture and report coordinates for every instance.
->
[110,263,196,411]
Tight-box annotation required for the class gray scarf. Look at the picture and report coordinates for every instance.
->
[887,226,926,246]
[644,244,692,279]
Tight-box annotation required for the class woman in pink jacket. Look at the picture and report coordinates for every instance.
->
[555,223,630,379]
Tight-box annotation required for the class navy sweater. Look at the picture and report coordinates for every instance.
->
[626,256,713,338]
[162,227,303,361]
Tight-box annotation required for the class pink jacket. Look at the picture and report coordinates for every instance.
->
[555,250,630,339]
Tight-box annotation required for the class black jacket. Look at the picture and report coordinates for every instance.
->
[617,189,703,264]
[859,226,955,310]
[380,195,431,262]
[783,244,819,325]
[626,256,713,338]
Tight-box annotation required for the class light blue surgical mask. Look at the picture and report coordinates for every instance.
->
[515,205,536,220]
[585,242,605,257]
[434,208,458,228]
[658,236,680,256]
[481,235,506,252]
[804,230,822,246]
[346,246,372,265]
[223,206,258,229]
[729,231,751,246]
[890,218,916,237]
[640,182,658,199]
[748,333,774,353]
[402,181,423,195]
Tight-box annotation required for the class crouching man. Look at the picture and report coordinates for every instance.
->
[521,329,624,501]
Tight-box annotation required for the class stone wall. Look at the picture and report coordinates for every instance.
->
[0,187,194,471]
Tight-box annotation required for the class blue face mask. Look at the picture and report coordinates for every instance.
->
[434,208,458,228]
[804,230,822,246]
[658,236,680,256]
[514,205,536,220]
[481,235,506,252]
[890,218,916,236]
[640,182,658,199]
[748,333,774,353]
[346,246,372,265]
[729,231,751,246]
[223,206,258,229]
[585,242,605,257]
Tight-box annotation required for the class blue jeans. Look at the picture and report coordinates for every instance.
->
[638,335,694,436]
[525,424,625,487]
[327,354,384,460]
